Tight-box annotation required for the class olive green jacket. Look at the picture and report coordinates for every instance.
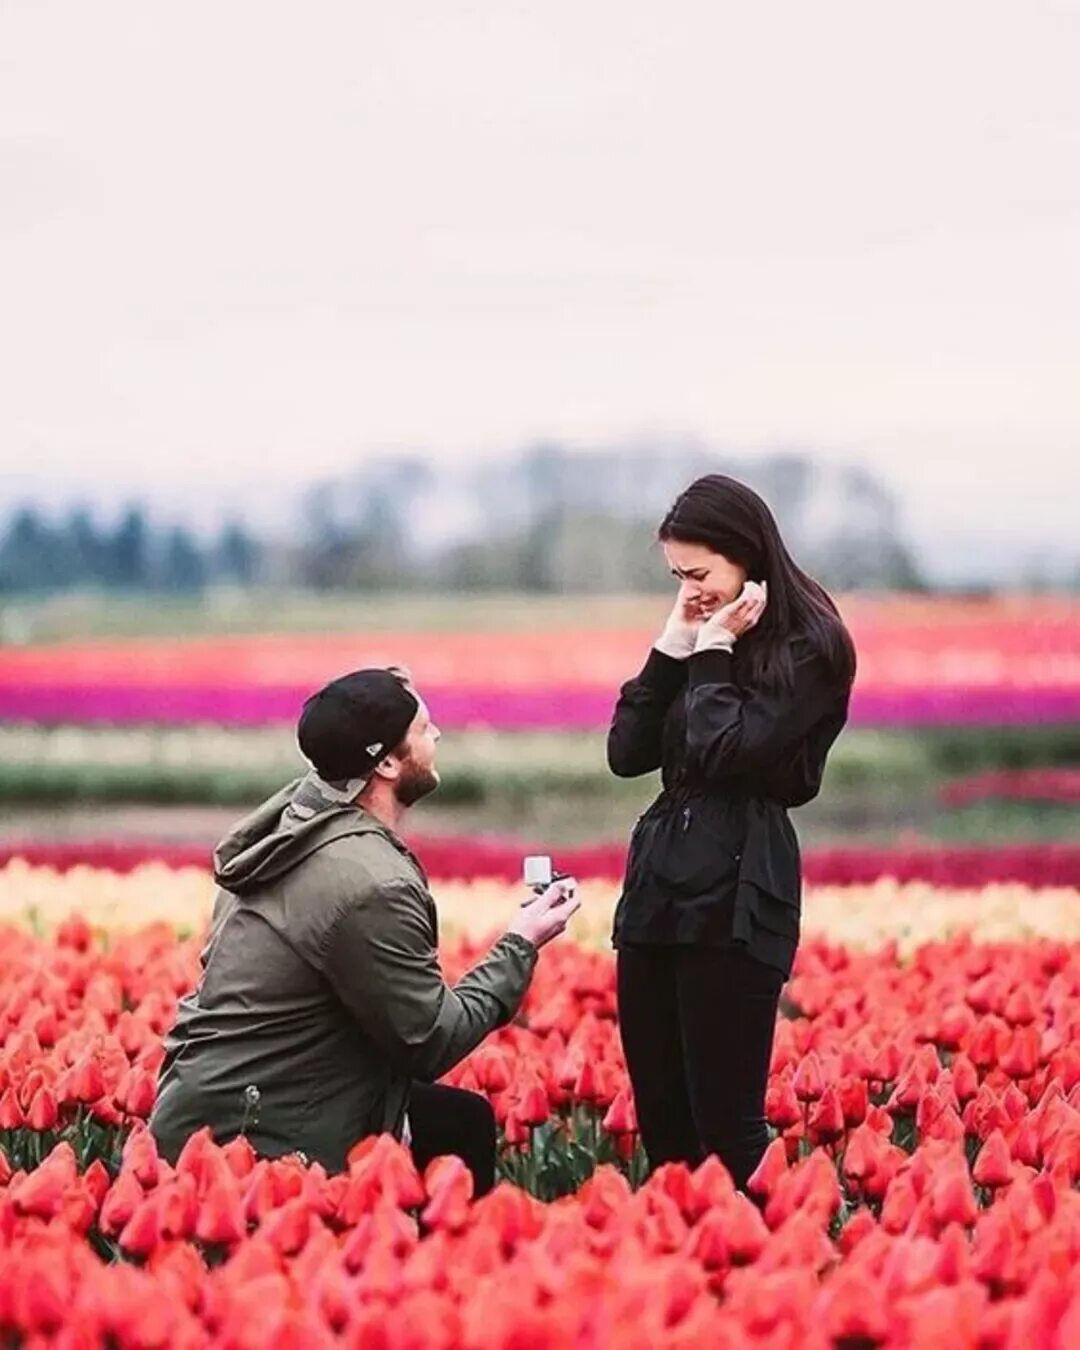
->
[149,774,537,1172]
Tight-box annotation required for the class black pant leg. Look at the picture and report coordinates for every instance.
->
[407,1081,497,1197]
[675,945,785,1192]
[616,944,702,1171]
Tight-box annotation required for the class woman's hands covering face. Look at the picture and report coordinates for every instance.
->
[653,582,707,659]
[698,580,768,642]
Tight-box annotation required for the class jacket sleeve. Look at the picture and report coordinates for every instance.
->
[607,647,688,777]
[683,638,837,783]
[319,880,538,1082]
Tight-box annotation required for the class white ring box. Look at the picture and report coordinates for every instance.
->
[523,855,554,888]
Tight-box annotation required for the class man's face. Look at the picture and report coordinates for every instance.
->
[393,695,441,807]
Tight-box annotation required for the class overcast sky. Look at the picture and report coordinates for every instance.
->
[1,1,1077,580]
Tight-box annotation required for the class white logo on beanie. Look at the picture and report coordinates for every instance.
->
[366,742,384,758]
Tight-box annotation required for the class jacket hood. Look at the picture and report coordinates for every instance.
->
[212,773,390,895]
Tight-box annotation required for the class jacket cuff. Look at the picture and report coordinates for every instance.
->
[687,647,735,688]
[639,646,690,695]
[499,930,539,965]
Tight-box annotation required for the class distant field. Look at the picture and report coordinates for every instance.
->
[7,585,1075,642]
[1,588,669,641]
[2,588,1076,849]
[1,723,1077,848]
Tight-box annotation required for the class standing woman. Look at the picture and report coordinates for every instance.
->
[608,474,856,1192]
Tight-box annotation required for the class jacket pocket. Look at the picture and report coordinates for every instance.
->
[648,805,742,899]
[747,886,801,941]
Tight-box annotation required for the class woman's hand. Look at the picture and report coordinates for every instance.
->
[696,580,768,651]
[653,582,704,659]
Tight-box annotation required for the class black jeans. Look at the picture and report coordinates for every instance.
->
[616,943,785,1191]
[407,1081,497,1197]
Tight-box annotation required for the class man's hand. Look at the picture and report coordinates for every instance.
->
[508,878,581,949]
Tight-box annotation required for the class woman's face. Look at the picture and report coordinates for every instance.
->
[662,539,748,616]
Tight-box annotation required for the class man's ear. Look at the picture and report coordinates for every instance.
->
[370,753,401,783]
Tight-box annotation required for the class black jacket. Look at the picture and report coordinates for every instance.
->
[607,636,850,977]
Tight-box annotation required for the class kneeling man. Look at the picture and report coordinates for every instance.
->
[150,667,578,1193]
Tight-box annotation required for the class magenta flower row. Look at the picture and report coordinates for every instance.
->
[0,684,1079,728]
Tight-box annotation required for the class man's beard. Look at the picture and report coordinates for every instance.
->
[394,758,440,808]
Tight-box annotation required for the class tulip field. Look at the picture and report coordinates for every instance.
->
[1,859,1079,1347]
[2,594,1079,727]
[1,591,1078,1344]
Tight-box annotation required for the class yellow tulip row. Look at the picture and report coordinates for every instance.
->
[1,860,1077,952]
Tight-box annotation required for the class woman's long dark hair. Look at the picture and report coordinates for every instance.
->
[659,474,857,693]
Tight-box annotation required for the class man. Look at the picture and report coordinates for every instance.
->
[149,667,579,1193]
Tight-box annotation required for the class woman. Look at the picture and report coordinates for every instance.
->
[607,473,856,1192]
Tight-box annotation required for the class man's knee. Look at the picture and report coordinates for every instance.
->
[455,1087,496,1148]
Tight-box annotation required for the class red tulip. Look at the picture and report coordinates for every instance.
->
[765,1070,802,1130]
[642,1188,689,1254]
[724,1193,770,1265]
[421,1156,473,1233]
[973,1129,1014,1189]
[10,1143,76,1220]
[967,1016,1006,1072]
[502,1109,530,1147]
[950,1052,981,1105]
[26,1085,59,1133]
[836,1207,878,1256]
[82,1158,111,1208]
[572,1058,599,1105]
[340,1135,425,1218]
[0,1086,25,1130]
[837,1075,869,1128]
[221,1134,257,1180]
[259,1196,313,1256]
[578,1164,632,1231]
[121,1125,162,1188]
[881,1172,920,1234]
[194,1173,246,1247]
[686,1206,730,1272]
[516,1078,552,1128]
[100,1171,146,1237]
[936,1003,977,1050]
[602,1087,637,1137]
[117,1194,162,1258]
[1002,985,1038,1027]
[870,1039,902,1086]
[1000,1025,1041,1080]
[9,1259,69,1334]
[929,1161,979,1229]
[156,1174,198,1242]
[67,1053,106,1105]
[962,1083,1012,1142]
[472,1047,512,1094]
[840,1124,879,1187]
[808,1084,846,1146]
[814,1264,890,1344]
[118,1067,157,1119]
[971,1208,1024,1295]
[792,1052,825,1103]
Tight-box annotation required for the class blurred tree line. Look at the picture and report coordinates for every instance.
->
[0,506,261,593]
[1,445,929,595]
